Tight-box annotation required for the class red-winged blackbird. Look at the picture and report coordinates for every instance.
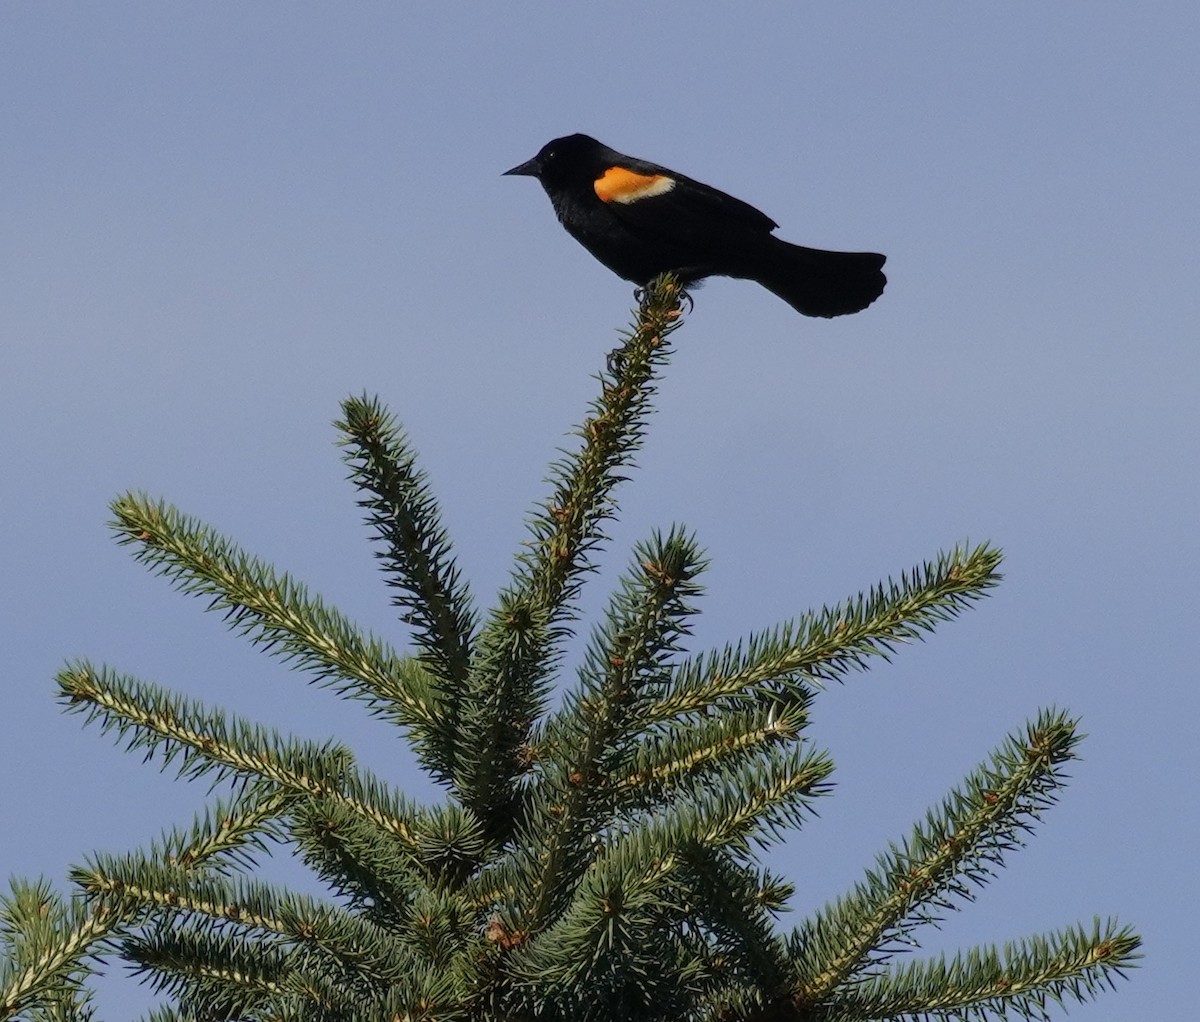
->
[504,133,886,318]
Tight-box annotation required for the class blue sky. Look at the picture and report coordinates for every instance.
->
[2,4,1196,1018]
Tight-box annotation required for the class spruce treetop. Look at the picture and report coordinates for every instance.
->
[2,278,1139,1022]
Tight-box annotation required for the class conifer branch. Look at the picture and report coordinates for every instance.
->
[290,798,487,917]
[523,527,706,930]
[139,1005,201,1022]
[645,544,1001,725]
[680,752,835,854]
[120,920,299,1019]
[75,861,413,985]
[109,492,442,735]
[514,929,708,1022]
[124,907,476,1021]
[514,750,831,994]
[0,880,114,1021]
[0,789,287,1021]
[513,275,687,628]
[791,710,1082,1004]
[288,799,424,925]
[456,275,687,838]
[144,786,293,874]
[509,858,685,1004]
[58,661,353,792]
[337,394,477,781]
[809,918,1141,1021]
[615,698,813,808]
[57,662,424,854]
[680,848,792,993]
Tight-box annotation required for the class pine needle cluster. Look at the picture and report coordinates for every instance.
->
[2,277,1139,1022]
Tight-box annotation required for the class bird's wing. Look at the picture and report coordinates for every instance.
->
[595,162,779,239]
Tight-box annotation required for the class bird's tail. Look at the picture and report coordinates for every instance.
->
[751,238,887,318]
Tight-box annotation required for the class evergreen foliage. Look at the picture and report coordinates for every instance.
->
[2,277,1139,1021]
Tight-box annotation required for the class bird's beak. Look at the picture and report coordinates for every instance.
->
[503,157,540,177]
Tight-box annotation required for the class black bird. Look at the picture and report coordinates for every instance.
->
[504,133,885,318]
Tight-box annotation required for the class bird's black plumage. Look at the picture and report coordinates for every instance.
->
[504,133,886,318]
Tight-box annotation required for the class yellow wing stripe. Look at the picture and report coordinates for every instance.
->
[594,166,676,204]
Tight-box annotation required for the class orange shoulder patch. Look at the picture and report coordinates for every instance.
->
[594,166,676,204]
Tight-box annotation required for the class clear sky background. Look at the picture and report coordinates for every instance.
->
[2,4,1196,1019]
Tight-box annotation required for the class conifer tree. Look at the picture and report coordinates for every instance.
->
[2,277,1139,1022]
